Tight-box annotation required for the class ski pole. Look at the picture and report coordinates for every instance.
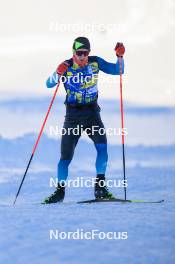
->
[13,82,60,205]
[119,57,127,200]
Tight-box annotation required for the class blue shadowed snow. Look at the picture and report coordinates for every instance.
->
[0,98,175,264]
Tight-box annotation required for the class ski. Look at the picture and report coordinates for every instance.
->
[0,198,165,207]
[77,198,164,204]
[41,198,164,205]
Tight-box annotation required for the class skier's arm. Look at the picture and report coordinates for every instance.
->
[46,61,70,88]
[97,56,124,75]
[46,72,60,88]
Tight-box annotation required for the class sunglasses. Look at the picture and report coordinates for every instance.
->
[75,50,89,56]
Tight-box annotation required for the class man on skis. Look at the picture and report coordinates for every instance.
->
[44,37,125,203]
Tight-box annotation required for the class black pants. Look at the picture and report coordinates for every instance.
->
[57,103,108,181]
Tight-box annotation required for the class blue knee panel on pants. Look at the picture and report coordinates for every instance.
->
[57,159,71,182]
[95,143,108,174]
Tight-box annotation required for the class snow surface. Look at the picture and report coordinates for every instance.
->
[0,98,175,264]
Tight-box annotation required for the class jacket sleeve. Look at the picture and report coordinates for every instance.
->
[96,56,124,75]
[46,58,72,88]
[46,72,60,88]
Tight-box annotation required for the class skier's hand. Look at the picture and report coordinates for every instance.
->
[56,61,69,75]
[115,43,125,57]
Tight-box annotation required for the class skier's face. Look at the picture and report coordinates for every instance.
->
[73,49,90,67]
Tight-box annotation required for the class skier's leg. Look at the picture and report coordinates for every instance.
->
[58,132,80,182]
[86,114,108,174]
[43,118,81,204]
[94,143,108,175]
[57,117,81,182]
[87,114,115,199]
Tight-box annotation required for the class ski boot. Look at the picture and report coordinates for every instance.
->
[43,182,65,204]
[94,174,115,200]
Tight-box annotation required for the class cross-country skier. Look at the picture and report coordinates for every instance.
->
[44,37,125,203]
